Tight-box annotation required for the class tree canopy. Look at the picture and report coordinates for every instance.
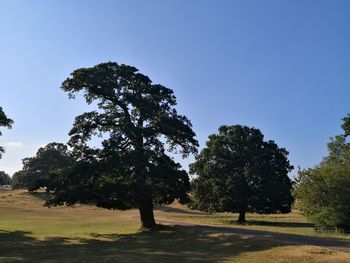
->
[48,62,198,229]
[294,116,350,229]
[0,171,12,186]
[342,114,350,137]
[0,107,14,158]
[16,143,73,192]
[190,125,293,222]
[11,170,27,189]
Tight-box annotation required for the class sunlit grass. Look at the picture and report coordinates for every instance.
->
[155,203,350,239]
[0,189,139,240]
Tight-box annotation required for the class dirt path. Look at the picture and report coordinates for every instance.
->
[157,218,350,252]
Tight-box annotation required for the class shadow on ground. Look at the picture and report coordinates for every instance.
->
[0,225,285,263]
[227,220,315,228]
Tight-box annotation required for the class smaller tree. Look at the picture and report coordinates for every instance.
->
[294,116,350,229]
[11,170,27,189]
[0,107,14,158]
[17,143,73,192]
[0,171,12,186]
[190,125,293,222]
[342,114,350,136]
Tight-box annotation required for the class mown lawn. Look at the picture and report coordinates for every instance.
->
[1,189,350,262]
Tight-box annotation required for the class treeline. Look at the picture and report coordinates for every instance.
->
[1,61,349,230]
[10,125,295,225]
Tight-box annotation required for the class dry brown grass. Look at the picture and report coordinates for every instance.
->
[234,246,350,263]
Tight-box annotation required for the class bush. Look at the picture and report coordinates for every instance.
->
[294,163,350,228]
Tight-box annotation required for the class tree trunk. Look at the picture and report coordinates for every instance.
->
[238,210,246,223]
[138,198,156,229]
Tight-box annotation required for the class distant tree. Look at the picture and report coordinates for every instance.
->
[11,170,27,189]
[48,62,198,229]
[0,107,14,158]
[190,125,293,222]
[18,143,73,192]
[0,171,12,186]
[342,114,350,137]
[294,116,350,229]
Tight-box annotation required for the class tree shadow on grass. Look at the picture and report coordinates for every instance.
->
[0,225,287,263]
[226,220,315,228]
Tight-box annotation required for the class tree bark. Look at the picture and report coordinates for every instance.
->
[238,210,246,223]
[138,198,156,229]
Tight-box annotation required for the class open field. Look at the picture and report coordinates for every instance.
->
[155,203,350,239]
[1,189,350,262]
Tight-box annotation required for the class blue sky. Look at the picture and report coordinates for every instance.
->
[0,0,349,176]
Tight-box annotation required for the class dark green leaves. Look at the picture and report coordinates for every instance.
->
[61,62,198,158]
[0,171,12,185]
[190,125,293,217]
[17,143,74,192]
[294,114,350,228]
[342,114,350,137]
[0,107,14,158]
[51,61,198,211]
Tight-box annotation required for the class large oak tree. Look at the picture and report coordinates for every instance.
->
[190,125,293,222]
[49,62,198,229]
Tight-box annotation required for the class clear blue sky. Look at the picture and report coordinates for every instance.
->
[0,0,349,176]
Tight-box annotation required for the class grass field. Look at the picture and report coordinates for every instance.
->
[155,204,350,239]
[1,188,350,262]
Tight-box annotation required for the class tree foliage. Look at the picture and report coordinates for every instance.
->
[0,107,14,158]
[342,114,350,137]
[48,62,198,229]
[0,171,12,186]
[16,143,73,192]
[190,125,293,222]
[294,116,350,228]
[11,170,27,189]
